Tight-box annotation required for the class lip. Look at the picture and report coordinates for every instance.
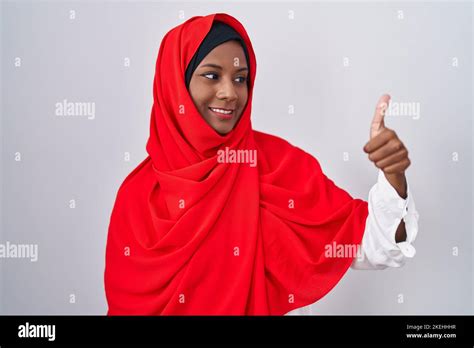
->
[208,107,234,120]
[209,106,235,111]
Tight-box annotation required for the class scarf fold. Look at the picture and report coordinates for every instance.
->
[104,13,368,315]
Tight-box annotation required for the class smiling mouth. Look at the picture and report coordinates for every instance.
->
[208,107,234,119]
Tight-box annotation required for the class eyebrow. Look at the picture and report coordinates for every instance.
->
[199,63,249,72]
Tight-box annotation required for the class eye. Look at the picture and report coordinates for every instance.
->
[235,76,247,84]
[203,73,218,80]
[201,72,247,84]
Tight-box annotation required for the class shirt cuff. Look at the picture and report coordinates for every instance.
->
[374,169,419,258]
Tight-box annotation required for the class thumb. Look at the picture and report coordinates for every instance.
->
[370,94,390,139]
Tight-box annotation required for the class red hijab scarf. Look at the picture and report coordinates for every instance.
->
[104,13,369,315]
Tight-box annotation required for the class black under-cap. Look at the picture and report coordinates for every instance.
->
[185,20,250,89]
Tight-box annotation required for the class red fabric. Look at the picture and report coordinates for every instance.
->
[104,13,369,315]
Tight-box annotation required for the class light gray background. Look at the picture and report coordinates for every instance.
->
[1,0,472,315]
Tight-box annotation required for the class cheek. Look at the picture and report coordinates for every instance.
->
[199,94,215,111]
[239,89,249,109]
[189,81,213,106]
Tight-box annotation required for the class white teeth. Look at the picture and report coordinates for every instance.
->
[210,108,232,114]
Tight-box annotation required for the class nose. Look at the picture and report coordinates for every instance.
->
[216,78,238,102]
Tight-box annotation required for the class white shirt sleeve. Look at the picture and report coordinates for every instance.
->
[351,169,419,270]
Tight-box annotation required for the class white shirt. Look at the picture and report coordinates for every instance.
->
[351,169,419,270]
[286,170,419,315]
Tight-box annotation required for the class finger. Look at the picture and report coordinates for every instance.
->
[364,128,396,153]
[370,94,391,138]
[368,139,404,163]
[383,158,411,174]
[374,148,408,169]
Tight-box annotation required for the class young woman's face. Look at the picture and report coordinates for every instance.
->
[189,40,249,135]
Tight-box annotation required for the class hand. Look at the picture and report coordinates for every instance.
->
[363,94,410,199]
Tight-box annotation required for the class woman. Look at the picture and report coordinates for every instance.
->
[104,13,418,315]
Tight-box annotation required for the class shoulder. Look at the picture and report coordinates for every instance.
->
[252,130,323,173]
[253,130,295,152]
[113,157,154,208]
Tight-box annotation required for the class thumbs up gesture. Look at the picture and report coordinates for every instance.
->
[363,94,410,198]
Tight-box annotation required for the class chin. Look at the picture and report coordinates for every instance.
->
[215,127,233,135]
[208,120,235,135]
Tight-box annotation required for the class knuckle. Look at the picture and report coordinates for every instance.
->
[391,140,402,151]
